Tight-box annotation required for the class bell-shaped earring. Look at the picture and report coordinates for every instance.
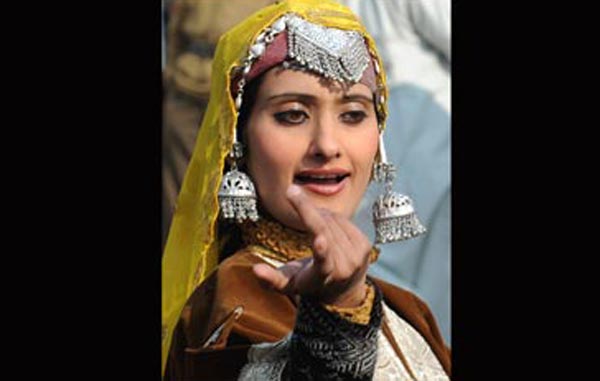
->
[372,133,426,244]
[218,139,259,223]
[218,76,259,223]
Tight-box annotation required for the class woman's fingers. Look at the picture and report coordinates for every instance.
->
[320,209,352,249]
[252,258,315,294]
[286,185,329,237]
[286,184,371,270]
[332,213,372,259]
[252,263,290,291]
[281,184,373,303]
[286,185,335,271]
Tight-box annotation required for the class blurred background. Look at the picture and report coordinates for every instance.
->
[162,0,451,343]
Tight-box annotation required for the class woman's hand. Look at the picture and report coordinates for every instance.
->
[252,184,373,307]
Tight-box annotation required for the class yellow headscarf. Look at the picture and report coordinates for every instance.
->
[161,0,389,375]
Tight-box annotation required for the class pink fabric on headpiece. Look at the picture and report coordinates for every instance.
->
[246,32,289,83]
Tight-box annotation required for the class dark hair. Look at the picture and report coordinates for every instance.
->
[217,71,267,262]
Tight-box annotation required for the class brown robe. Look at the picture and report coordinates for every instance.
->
[165,249,451,380]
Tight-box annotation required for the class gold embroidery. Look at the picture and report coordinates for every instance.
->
[323,283,375,325]
[370,245,380,263]
[241,218,313,262]
[241,218,380,264]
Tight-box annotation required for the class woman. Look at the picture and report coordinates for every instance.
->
[162,1,450,379]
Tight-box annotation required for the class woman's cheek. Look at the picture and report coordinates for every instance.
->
[250,134,299,195]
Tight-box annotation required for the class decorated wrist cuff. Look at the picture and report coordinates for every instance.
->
[289,280,383,380]
[322,283,375,325]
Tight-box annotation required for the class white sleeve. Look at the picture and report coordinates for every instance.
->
[408,0,451,61]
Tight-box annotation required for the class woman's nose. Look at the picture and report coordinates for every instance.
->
[307,117,341,161]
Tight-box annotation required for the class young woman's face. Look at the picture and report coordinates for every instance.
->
[246,67,379,232]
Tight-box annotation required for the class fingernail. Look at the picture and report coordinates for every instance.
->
[287,184,301,198]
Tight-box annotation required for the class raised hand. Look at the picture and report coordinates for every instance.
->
[252,184,373,307]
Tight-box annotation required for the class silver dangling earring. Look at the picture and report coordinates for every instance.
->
[217,75,259,223]
[372,132,426,244]
[217,138,259,223]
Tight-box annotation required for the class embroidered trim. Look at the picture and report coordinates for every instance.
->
[241,218,313,261]
[323,283,375,325]
[242,218,381,264]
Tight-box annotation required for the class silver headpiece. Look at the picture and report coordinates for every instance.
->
[233,13,379,114]
[286,14,370,83]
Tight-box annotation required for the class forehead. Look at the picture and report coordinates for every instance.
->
[258,67,373,99]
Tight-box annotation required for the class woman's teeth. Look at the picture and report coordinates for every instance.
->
[295,174,348,184]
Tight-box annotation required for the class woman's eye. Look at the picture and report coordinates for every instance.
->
[273,110,308,125]
[340,111,367,124]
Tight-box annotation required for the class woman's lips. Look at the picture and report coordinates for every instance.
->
[294,176,349,196]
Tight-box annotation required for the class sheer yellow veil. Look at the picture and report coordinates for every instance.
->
[161,0,389,375]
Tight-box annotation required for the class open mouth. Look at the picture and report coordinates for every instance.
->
[293,169,351,196]
[294,173,350,185]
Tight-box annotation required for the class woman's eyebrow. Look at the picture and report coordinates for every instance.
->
[340,94,373,103]
[265,93,316,103]
[265,93,373,104]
